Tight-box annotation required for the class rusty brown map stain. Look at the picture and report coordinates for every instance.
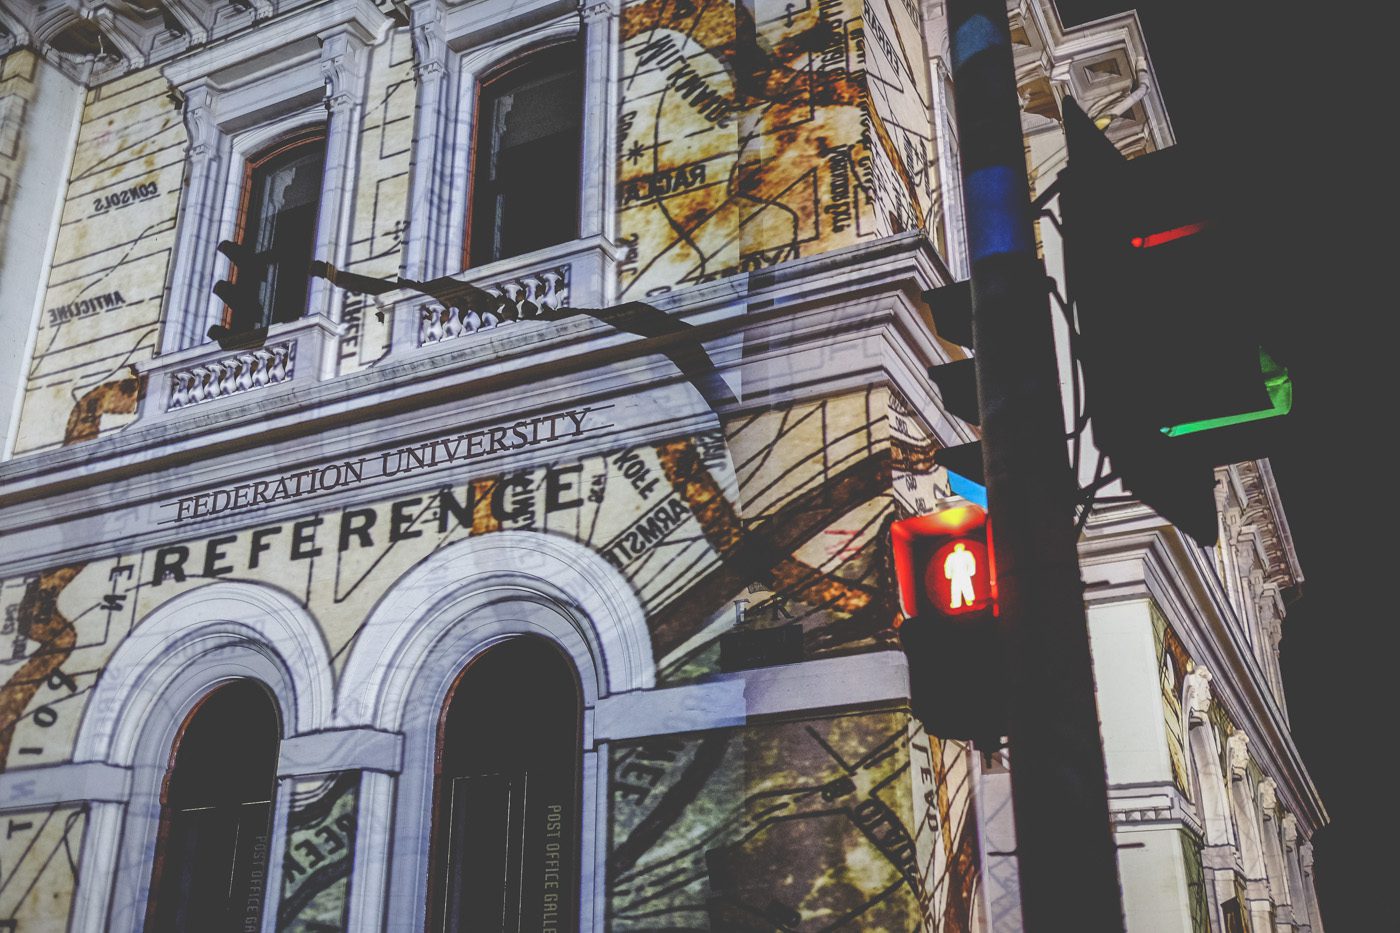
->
[63,373,142,445]
[654,437,891,656]
[0,565,82,771]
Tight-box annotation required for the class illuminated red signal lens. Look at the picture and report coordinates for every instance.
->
[890,506,997,621]
[1129,220,1208,249]
[925,538,991,615]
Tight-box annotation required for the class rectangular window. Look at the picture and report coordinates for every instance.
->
[467,46,581,267]
[224,129,326,332]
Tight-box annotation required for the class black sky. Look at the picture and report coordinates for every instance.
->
[1055,2,1384,928]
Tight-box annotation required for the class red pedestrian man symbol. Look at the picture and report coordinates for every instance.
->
[944,542,977,610]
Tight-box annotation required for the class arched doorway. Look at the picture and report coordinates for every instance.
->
[427,637,582,932]
[147,679,280,931]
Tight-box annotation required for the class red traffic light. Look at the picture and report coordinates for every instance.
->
[890,505,997,621]
[1129,220,1208,249]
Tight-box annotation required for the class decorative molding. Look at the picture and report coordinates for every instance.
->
[1258,777,1278,816]
[181,84,219,159]
[137,315,340,417]
[1107,783,1200,831]
[401,5,583,281]
[0,761,131,810]
[594,652,910,742]
[1014,0,1174,152]
[67,580,332,933]
[337,530,654,731]
[1078,510,1328,835]
[335,530,632,933]
[0,0,389,85]
[1185,667,1214,722]
[409,0,446,76]
[419,267,570,345]
[1227,730,1251,781]
[579,0,616,22]
[319,28,368,113]
[162,0,389,90]
[277,727,404,776]
[393,236,612,352]
[167,339,296,410]
[0,232,946,558]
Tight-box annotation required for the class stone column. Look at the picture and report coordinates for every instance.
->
[578,0,618,248]
[402,0,448,282]
[313,28,371,357]
[1299,841,1325,933]
[1282,815,1313,933]
[1257,778,1294,931]
[1086,601,1196,933]
[164,83,225,351]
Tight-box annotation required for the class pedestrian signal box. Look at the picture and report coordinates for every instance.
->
[890,504,996,622]
[891,503,1003,742]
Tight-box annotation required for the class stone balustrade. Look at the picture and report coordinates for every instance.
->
[167,340,297,411]
[418,266,570,346]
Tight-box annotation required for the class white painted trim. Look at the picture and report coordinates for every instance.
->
[198,105,335,346]
[73,583,334,763]
[162,0,387,88]
[338,531,643,932]
[347,769,396,931]
[0,761,131,809]
[1079,515,1327,834]
[337,530,654,729]
[593,652,912,741]
[277,727,404,776]
[160,15,384,355]
[2,61,85,461]
[66,581,334,933]
[403,0,615,291]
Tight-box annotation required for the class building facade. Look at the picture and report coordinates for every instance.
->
[0,0,1324,931]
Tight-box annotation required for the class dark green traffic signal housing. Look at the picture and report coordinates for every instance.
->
[923,282,984,486]
[212,239,268,333]
[1060,98,1292,546]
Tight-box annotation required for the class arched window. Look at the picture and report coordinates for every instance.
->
[224,128,327,332]
[147,680,281,932]
[428,638,582,932]
[467,44,582,267]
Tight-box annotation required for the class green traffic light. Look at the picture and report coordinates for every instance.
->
[1161,348,1292,437]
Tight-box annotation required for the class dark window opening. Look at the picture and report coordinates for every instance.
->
[148,680,280,933]
[467,45,582,267]
[428,638,582,933]
[1221,897,1247,933]
[226,130,326,331]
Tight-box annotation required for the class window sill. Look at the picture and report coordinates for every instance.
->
[389,235,618,353]
[135,314,343,417]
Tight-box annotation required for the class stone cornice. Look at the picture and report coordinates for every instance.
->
[0,0,395,86]
[1016,0,1174,152]
[1079,503,1327,835]
[163,0,390,91]
[0,233,958,573]
[1237,459,1304,593]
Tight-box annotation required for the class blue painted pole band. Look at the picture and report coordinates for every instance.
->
[951,14,1004,72]
[965,165,1034,261]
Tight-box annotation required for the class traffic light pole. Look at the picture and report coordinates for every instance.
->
[945,1,1124,929]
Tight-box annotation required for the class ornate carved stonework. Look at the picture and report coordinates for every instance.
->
[1258,777,1277,817]
[1227,731,1251,782]
[2,0,304,83]
[1185,667,1214,722]
[580,0,616,22]
[320,32,367,114]
[181,85,219,160]
[410,1,446,78]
